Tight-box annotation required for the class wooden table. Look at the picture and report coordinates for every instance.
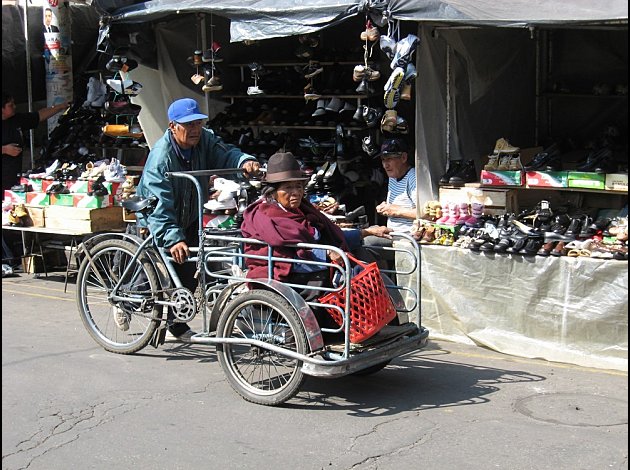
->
[2,225,119,292]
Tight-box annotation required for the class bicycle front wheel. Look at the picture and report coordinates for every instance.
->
[76,239,162,354]
[216,289,308,406]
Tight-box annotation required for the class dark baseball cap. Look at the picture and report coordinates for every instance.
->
[375,138,408,158]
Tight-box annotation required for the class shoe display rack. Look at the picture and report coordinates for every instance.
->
[536,29,628,145]
[201,18,419,225]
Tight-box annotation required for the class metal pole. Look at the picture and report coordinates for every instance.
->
[23,0,36,168]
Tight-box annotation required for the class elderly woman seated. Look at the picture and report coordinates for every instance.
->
[240,152,391,328]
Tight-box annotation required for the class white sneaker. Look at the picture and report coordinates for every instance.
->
[247,86,264,95]
[204,198,237,211]
[113,306,130,331]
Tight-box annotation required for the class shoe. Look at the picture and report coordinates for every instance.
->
[400,82,412,101]
[364,67,381,81]
[356,78,375,95]
[303,61,324,79]
[439,161,463,185]
[339,101,356,114]
[104,101,142,115]
[448,160,477,186]
[324,97,343,113]
[360,24,380,42]
[113,306,130,331]
[246,85,264,96]
[380,109,397,133]
[383,67,405,109]
[390,34,420,70]
[173,329,197,343]
[105,78,132,94]
[484,154,499,171]
[380,34,397,60]
[494,138,520,154]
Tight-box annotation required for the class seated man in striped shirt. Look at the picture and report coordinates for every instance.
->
[363,138,417,272]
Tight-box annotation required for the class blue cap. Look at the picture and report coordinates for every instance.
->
[167,98,208,123]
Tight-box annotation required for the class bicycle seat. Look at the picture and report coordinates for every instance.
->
[121,195,158,214]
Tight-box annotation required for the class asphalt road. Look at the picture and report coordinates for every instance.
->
[2,273,628,470]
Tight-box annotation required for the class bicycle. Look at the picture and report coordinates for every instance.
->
[76,169,429,405]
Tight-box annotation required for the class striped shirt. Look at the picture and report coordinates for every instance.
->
[386,168,416,231]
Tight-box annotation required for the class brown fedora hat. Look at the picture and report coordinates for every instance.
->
[263,152,309,183]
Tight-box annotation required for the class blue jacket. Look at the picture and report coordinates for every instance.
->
[136,128,255,248]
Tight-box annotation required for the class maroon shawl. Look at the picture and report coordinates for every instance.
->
[241,198,348,281]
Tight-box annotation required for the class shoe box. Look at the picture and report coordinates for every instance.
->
[3,190,27,205]
[26,192,50,206]
[18,177,43,192]
[567,171,606,190]
[202,213,237,229]
[480,170,524,186]
[45,206,125,232]
[605,173,628,192]
[525,171,569,188]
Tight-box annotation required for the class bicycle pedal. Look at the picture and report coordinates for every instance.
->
[149,324,167,348]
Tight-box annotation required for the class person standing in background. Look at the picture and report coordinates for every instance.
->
[2,92,68,191]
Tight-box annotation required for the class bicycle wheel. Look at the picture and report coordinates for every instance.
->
[76,239,162,354]
[216,289,308,406]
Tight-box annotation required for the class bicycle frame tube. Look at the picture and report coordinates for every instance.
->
[165,169,244,335]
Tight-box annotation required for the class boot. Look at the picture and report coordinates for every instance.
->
[455,202,470,225]
[435,203,450,224]
[443,202,460,225]
[439,161,463,185]
[465,202,484,227]
[494,138,520,154]
[448,160,477,186]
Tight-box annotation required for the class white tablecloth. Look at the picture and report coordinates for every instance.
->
[396,244,628,371]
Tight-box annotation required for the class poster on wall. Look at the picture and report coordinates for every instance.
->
[43,0,72,134]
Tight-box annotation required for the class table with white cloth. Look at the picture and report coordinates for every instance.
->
[396,243,628,372]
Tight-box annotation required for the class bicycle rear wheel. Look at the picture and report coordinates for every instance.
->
[216,289,308,406]
[76,239,162,354]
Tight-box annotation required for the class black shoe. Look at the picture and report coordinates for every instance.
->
[439,161,463,185]
[576,148,616,173]
[448,160,477,186]
[523,149,562,171]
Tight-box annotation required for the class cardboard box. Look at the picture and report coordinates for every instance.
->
[567,172,606,190]
[525,171,569,188]
[605,173,628,192]
[26,192,50,206]
[19,177,43,192]
[480,170,524,187]
[41,180,55,193]
[73,194,112,208]
[23,206,45,227]
[45,206,125,232]
[50,193,75,206]
[66,180,90,193]
[3,190,27,204]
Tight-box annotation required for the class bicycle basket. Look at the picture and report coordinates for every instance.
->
[318,253,397,343]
